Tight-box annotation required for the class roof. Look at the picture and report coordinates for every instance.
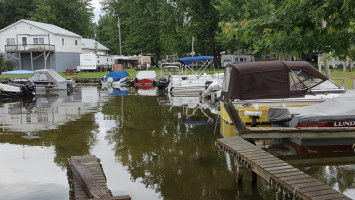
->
[179,56,214,65]
[221,61,328,101]
[81,38,109,51]
[0,19,81,38]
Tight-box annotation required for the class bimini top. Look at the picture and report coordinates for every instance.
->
[178,56,214,66]
[29,69,68,83]
[221,61,328,101]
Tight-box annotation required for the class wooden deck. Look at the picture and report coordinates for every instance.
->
[67,155,131,200]
[216,136,351,200]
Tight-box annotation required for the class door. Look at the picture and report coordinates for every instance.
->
[22,37,27,45]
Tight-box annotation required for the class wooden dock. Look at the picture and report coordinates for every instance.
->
[216,136,351,200]
[67,155,131,200]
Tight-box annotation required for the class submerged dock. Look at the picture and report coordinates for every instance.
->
[67,155,131,200]
[217,136,351,200]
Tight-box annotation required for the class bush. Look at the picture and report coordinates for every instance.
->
[0,54,15,72]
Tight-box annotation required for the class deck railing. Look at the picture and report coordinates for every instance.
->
[5,44,55,52]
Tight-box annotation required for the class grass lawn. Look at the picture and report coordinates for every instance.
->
[1,67,354,88]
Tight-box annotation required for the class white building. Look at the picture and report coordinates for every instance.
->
[0,19,109,72]
[81,38,109,55]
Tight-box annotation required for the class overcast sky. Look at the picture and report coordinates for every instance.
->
[91,0,102,22]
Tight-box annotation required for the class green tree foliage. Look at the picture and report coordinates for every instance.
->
[31,0,95,38]
[219,0,355,60]
[101,0,219,59]
[96,14,120,55]
[0,54,15,72]
[0,0,38,29]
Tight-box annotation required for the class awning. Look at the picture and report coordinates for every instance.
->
[178,56,214,66]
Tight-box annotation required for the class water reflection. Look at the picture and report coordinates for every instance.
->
[0,87,354,199]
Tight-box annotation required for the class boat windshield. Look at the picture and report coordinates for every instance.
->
[311,80,342,91]
[289,69,323,91]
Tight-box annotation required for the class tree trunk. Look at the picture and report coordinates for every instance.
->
[349,57,352,72]
[324,61,330,78]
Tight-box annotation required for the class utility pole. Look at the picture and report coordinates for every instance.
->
[118,16,122,56]
[191,36,195,57]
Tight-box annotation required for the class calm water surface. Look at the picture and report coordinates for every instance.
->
[0,86,354,199]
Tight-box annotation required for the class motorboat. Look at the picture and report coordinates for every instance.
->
[268,90,355,128]
[167,56,224,96]
[28,69,75,90]
[132,71,157,85]
[100,71,129,88]
[219,61,345,126]
[157,62,182,91]
[0,82,35,100]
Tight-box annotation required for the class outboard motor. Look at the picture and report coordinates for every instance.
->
[20,82,36,97]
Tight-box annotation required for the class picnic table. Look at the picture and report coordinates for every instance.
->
[64,68,79,75]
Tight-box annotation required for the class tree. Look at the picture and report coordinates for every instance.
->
[96,14,120,55]
[0,0,38,29]
[31,0,95,38]
[219,0,355,61]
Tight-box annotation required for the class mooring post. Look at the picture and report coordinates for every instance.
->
[235,158,244,185]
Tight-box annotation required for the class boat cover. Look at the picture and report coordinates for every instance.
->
[135,71,157,80]
[29,69,68,83]
[268,90,355,126]
[1,70,34,75]
[101,71,129,82]
[109,88,129,96]
[221,61,328,101]
[0,83,20,92]
[178,56,214,66]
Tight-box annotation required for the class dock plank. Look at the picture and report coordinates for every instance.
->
[217,136,350,200]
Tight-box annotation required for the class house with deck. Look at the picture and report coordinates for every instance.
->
[0,19,109,72]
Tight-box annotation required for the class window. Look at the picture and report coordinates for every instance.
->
[289,69,323,91]
[22,37,27,45]
[75,40,77,45]
[6,38,10,45]
[240,58,243,62]
[62,38,64,46]
[39,38,44,44]
[11,38,15,45]
[33,38,39,44]
[222,67,232,92]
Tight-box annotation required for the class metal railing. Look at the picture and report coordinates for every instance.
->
[5,44,55,52]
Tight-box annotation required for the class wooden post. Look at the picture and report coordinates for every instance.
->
[236,159,244,185]
[19,52,22,70]
[30,51,33,71]
[223,100,247,134]
[251,171,257,184]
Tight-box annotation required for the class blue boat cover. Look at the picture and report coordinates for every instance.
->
[101,71,129,81]
[178,56,214,66]
[1,70,34,75]
[109,88,129,96]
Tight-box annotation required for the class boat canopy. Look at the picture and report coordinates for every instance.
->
[221,61,328,101]
[178,56,214,66]
[29,69,68,83]
[104,71,129,82]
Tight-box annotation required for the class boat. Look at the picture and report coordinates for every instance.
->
[28,69,75,90]
[268,90,355,128]
[132,71,157,85]
[1,70,34,75]
[100,71,129,88]
[167,56,224,96]
[157,62,182,91]
[219,61,345,126]
[0,82,35,100]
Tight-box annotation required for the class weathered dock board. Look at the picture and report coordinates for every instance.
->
[67,155,131,200]
[216,136,351,200]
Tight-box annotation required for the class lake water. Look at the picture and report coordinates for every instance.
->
[0,86,354,200]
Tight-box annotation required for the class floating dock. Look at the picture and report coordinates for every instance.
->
[67,155,131,200]
[216,136,351,200]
